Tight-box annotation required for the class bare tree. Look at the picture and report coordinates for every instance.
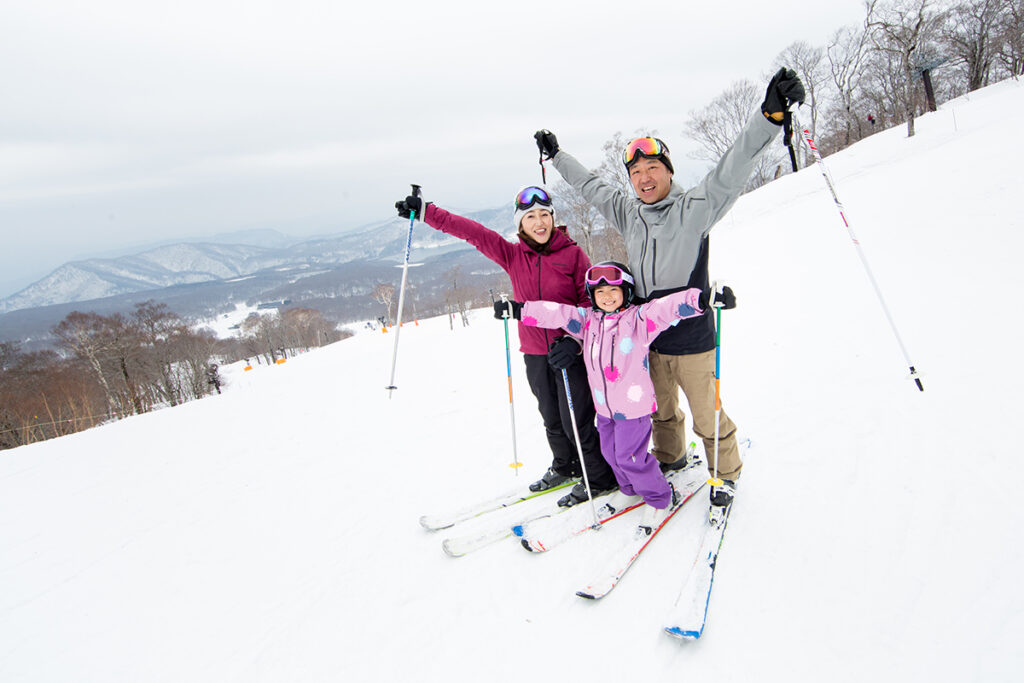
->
[553,179,602,259]
[590,227,628,264]
[241,312,285,363]
[863,45,912,126]
[996,0,1024,76]
[826,5,877,149]
[102,312,146,415]
[869,0,947,137]
[941,0,1005,91]
[133,301,188,407]
[595,131,641,196]
[443,266,470,327]
[683,79,786,188]
[281,307,336,348]
[371,283,396,326]
[52,312,120,413]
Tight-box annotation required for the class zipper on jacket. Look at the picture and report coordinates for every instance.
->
[596,314,609,414]
[537,256,552,348]
[637,208,651,295]
[651,239,657,288]
[595,315,618,417]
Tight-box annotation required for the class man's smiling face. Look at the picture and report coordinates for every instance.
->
[628,157,673,204]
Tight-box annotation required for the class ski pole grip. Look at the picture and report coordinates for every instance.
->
[410,184,422,198]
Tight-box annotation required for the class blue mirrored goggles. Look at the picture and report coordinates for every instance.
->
[515,186,552,211]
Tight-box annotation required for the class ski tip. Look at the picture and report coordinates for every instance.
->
[664,626,701,640]
[521,538,543,553]
[441,541,464,558]
[419,516,453,531]
[576,590,598,600]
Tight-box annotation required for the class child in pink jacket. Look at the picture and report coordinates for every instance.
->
[503,261,708,528]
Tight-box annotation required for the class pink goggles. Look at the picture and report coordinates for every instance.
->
[585,264,634,287]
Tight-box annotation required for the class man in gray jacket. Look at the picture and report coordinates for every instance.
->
[535,68,804,508]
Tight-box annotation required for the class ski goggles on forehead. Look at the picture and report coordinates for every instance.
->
[623,137,668,166]
[515,186,552,210]
[585,264,634,287]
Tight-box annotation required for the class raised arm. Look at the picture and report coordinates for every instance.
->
[687,68,804,235]
[395,191,516,270]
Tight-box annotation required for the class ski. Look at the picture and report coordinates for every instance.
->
[442,525,518,558]
[663,502,733,640]
[419,478,576,531]
[575,470,707,600]
[517,458,703,553]
[441,485,621,557]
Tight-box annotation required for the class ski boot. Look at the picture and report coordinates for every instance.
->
[529,467,572,493]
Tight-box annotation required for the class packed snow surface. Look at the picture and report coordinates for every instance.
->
[2,81,1023,681]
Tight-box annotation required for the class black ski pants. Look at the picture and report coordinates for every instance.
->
[522,353,617,490]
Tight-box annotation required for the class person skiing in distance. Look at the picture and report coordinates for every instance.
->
[395,186,619,506]
[498,262,735,531]
[534,67,805,509]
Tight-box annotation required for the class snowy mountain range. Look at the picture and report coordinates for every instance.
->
[0,207,510,315]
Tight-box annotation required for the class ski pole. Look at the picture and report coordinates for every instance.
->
[385,183,421,398]
[494,292,522,474]
[793,112,924,392]
[561,368,601,528]
[783,111,799,173]
[708,282,725,489]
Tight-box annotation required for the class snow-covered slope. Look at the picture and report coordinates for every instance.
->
[1,79,1022,682]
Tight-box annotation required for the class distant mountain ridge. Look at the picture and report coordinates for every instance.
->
[0,207,512,315]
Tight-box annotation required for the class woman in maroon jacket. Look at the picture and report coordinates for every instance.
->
[395,186,617,506]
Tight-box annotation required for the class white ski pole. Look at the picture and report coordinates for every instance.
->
[561,368,601,528]
[793,112,924,391]
[386,183,421,398]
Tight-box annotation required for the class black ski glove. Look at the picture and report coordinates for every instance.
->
[395,194,427,220]
[761,68,806,125]
[699,286,736,310]
[547,336,581,370]
[493,300,523,320]
[534,130,560,160]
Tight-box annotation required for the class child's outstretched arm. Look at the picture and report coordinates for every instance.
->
[513,300,589,341]
[635,288,707,344]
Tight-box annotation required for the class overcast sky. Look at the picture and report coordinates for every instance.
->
[0,0,866,297]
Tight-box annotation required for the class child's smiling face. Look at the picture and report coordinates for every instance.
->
[593,285,624,313]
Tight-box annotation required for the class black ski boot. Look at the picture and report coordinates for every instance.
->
[529,467,572,493]
[659,456,688,473]
[557,481,616,508]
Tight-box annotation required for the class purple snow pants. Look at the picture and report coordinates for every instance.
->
[595,414,672,509]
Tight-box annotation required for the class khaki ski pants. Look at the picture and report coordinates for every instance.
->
[649,349,743,481]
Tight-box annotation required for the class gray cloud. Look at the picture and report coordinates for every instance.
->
[0,0,865,295]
